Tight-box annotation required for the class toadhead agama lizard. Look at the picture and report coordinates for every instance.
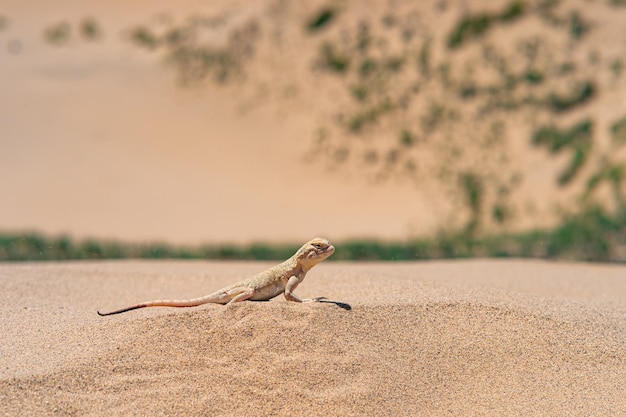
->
[97,238,335,316]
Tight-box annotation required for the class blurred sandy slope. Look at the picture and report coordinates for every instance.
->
[3,0,625,245]
[0,0,436,244]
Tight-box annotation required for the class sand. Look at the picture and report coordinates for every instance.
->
[1,259,625,416]
[0,0,443,244]
[4,0,626,245]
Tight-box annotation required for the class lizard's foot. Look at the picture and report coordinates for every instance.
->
[303,296,327,303]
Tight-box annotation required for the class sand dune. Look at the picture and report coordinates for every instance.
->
[4,0,626,244]
[1,260,625,416]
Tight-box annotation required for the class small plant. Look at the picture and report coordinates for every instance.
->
[359,58,377,78]
[568,11,589,40]
[460,172,484,235]
[545,206,618,262]
[461,173,483,214]
[547,81,596,113]
[585,164,625,209]
[610,115,626,143]
[447,1,526,49]
[557,141,591,185]
[162,28,189,47]
[500,2,526,21]
[347,100,394,132]
[79,17,102,41]
[459,82,478,100]
[128,26,160,49]
[447,13,492,49]
[492,203,510,224]
[400,130,415,147]
[350,85,369,102]
[610,59,623,77]
[356,22,371,52]
[126,18,258,85]
[524,69,544,84]
[557,62,576,75]
[306,7,336,32]
[320,42,350,73]
[418,38,431,78]
[44,21,71,45]
[381,15,397,28]
[533,119,592,151]
[532,119,593,186]
[385,56,405,72]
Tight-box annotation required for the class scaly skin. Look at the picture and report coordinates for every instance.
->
[97,238,335,316]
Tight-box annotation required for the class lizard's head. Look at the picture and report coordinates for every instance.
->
[296,238,335,269]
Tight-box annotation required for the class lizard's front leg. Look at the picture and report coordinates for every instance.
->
[284,275,326,303]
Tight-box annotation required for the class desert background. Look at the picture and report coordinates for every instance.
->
[1,0,625,416]
[1,0,625,255]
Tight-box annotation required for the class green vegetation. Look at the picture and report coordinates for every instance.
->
[127,18,259,84]
[447,13,492,49]
[459,172,484,234]
[418,39,431,78]
[492,203,510,224]
[610,115,626,144]
[532,119,593,185]
[44,21,71,45]
[350,84,369,102]
[0,233,299,262]
[42,18,103,44]
[523,69,544,84]
[3,207,625,263]
[585,164,625,209]
[557,141,591,185]
[532,119,592,152]
[610,59,623,78]
[447,2,526,49]
[307,7,337,32]
[320,42,350,73]
[543,206,624,262]
[547,81,596,113]
[306,0,607,200]
[79,17,102,41]
[358,58,376,78]
[128,26,160,49]
[348,100,394,132]
[568,11,589,40]
[28,4,625,265]
[400,130,415,147]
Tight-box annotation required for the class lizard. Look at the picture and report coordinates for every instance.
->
[97,237,335,316]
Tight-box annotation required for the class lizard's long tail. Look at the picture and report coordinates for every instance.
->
[97,295,222,316]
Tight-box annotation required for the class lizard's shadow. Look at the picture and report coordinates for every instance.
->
[320,300,352,311]
[251,299,351,310]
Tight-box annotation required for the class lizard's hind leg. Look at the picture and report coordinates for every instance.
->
[226,288,256,304]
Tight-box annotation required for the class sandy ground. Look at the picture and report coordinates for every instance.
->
[1,259,625,416]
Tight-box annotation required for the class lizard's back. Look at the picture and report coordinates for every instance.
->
[223,260,297,301]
